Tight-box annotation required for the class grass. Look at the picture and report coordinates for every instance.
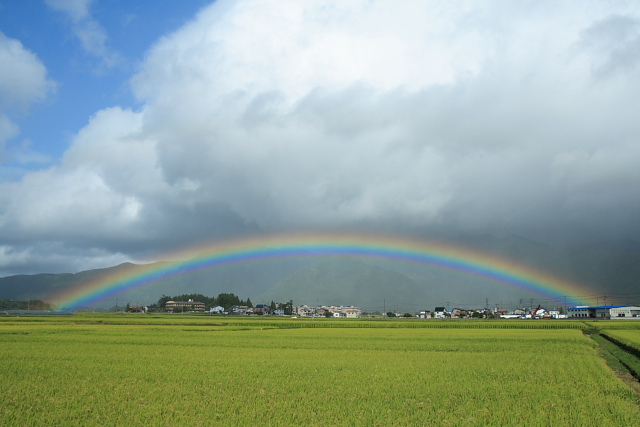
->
[1,314,639,426]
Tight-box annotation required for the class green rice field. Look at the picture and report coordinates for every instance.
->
[600,329,640,351]
[1,315,639,426]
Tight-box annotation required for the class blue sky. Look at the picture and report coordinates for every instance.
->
[0,0,209,174]
[1,0,640,278]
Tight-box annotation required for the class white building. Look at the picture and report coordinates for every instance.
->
[434,307,447,319]
[567,305,633,319]
[610,306,640,319]
[567,306,613,319]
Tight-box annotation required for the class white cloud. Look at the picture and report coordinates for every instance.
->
[2,107,157,241]
[0,32,53,112]
[0,114,19,147]
[45,0,121,67]
[578,13,640,77]
[0,32,54,166]
[44,0,92,22]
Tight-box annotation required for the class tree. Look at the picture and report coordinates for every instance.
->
[217,293,242,309]
[386,312,396,318]
[283,300,294,316]
[157,295,172,310]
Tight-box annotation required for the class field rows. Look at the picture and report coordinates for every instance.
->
[2,316,640,425]
[1,314,590,329]
[600,329,640,353]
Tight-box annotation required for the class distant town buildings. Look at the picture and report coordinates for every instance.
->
[296,305,362,318]
[155,297,640,320]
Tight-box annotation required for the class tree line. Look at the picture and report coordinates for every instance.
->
[0,298,53,310]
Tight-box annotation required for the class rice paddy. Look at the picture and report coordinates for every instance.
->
[1,315,639,426]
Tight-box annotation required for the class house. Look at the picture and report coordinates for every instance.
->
[209,306,224,314]
[254,304,271,315]
[229,305,249,315]
[296,305,315,317]
[315,306,331,317]
[434,307,447,319]
[342,307,361,318]
[418,310,431,319]
[165,299,205,312]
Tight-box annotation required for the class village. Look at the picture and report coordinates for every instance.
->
[159,299,640,320]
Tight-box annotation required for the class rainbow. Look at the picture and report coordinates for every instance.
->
[52,233,586,310]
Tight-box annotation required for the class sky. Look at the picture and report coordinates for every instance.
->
[0,0,639,277]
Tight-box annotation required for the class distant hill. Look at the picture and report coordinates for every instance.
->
[1,235,639,312]
[255,256,428,308]
[0,257,317,310]
[0,263,151,307]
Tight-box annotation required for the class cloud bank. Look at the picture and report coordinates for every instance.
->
[1,0,640,275]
